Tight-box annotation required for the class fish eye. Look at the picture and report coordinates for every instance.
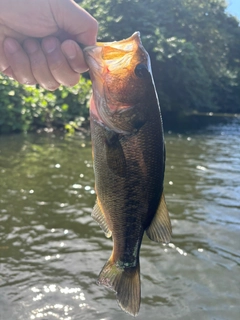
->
[134,63,149,78]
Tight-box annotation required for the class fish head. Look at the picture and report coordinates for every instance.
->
[84,32,153,133]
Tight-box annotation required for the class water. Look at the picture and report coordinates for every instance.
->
[0,121,239,320]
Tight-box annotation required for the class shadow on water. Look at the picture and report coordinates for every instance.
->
[163,112,240,133]
[0,118,240,320]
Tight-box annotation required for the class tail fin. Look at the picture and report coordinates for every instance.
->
[98,258,141,316]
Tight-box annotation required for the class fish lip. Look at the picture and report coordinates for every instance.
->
[83,31,141,51]
[84,46,104,71]
[83,45,98,52]
[96,31,141,48]
[84,46,105,102]
[83,31,142,66]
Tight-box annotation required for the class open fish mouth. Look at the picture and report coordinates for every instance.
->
[83,32,149,85]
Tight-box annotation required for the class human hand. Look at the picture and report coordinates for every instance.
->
[0,0,98,90]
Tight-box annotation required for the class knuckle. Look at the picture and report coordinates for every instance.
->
[60,74,80,87]
[49,59,65,73]
[44,83,60,91]
[30,56,46,69]
[93,19,99,33]
[67,76,80,87]
[25,81,37,86]
[1,66,12,77]
[91,18,98,34]
[21,78,37,86]
[0,61,10,73]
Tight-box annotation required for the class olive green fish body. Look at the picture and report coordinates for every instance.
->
[84,32,171,316]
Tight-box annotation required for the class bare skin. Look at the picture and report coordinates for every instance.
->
[0,0,98,90]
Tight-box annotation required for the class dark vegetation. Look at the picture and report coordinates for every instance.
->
[0,0,239,133]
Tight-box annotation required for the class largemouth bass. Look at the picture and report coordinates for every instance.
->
[84,32,172,316]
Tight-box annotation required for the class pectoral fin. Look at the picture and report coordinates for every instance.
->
[146,193,172,244]
[92,200,112,238]
[105,130,127,177]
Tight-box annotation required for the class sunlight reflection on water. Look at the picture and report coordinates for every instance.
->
[0,122,240,320]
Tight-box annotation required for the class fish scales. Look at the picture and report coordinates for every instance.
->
[84,32,172,316]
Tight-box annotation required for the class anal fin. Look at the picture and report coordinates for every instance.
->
[92,200,112,238]
[146,193,172,244]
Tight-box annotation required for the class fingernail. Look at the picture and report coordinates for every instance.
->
[42,37,57,54]
[63,42,77,59]
[4,38,19,54]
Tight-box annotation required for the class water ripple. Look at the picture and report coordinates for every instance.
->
[1,123,240,320]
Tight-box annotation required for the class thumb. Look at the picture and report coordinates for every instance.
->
[50,0,98,46]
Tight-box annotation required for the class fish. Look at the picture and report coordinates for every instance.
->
[83,32,172,316]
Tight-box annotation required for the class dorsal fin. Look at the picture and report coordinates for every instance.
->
[146,193,172,244]
[92,200,112,238]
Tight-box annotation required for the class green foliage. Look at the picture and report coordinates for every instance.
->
[81,0,240,114]
[153,34,213,112]
[1,0,239,134]
[0,74,91,134]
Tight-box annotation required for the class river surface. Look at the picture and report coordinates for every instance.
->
[0,121,239,320]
